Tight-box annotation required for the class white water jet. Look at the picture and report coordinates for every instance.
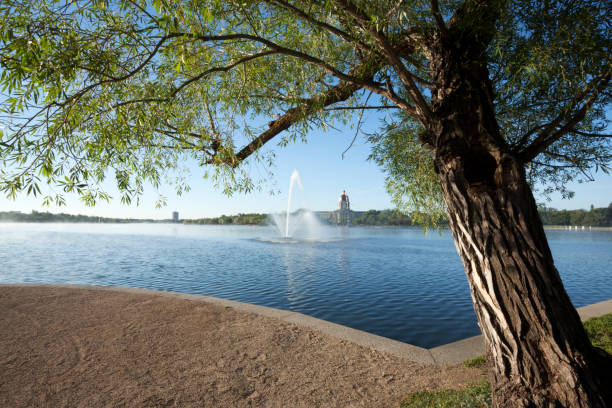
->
[269,169,330,242]
[284,169,303,238]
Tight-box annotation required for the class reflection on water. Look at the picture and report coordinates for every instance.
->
[0,223,611,348]
[254,237,342,244]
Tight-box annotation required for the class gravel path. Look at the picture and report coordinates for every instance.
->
[0,286,487,407]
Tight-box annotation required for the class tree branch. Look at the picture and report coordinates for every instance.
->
[154,129,202,149]
[112,98,169,109]
[266,0,370,50]
[203,101,219,138]
[330,0,432,120]
[519,74,610,162]
[50,35,171,112]
[342,90,372,159]
[430,0,450,38]
[128,125,213,154]
[171,32,382,92]
[216,64,381,167]
[531,160,580,170]
[543,150,612,162]
[171,49,280,97]
[157,121,214,144]
[568,128,612,138]
[323,105,399,111]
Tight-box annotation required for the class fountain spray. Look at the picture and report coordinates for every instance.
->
[285,169,303,238]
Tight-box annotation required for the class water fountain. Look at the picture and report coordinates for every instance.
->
[269,169,330,242]
[284,169,303,238]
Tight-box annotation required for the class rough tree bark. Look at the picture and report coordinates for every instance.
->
[426,31,612,408]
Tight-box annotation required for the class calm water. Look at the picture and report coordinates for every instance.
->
[1,223,610,348]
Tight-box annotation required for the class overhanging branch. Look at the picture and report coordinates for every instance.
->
[331,0,432,120]
[220,79,367,167]
[171,49,280,97]
[171,32,384,94]
[323,105,399,111]
[266,0,370,50]
[519,74,610,163]
[430,0,450,39]
[569,128,612,138]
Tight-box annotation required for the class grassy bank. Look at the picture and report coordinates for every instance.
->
[400,313,612,407]
[584,313,612,354]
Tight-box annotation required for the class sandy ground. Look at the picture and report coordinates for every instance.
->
[0,286,487,407]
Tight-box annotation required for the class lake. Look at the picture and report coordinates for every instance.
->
[0,223,610,348]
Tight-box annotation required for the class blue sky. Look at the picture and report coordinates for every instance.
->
[1,111,611,219]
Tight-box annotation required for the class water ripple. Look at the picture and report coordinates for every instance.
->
[0,223,610,347]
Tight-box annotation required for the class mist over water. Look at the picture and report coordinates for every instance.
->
[1,223,611,348]
[269,169,332,242]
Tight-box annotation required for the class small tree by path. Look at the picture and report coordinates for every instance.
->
[1,1,610,406]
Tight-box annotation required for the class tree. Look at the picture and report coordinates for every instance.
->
[1,1,611,406]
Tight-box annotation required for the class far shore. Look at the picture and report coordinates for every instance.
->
[1,220,612,231]
[2,207,612,229]
[543,225,612,230]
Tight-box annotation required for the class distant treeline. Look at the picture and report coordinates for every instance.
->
[349,207,612,227]
[0,211,171,223]
[347,209,415,226]
[184,210,415,226]
[538,205,612,227]
[183,206,612,227]
[2,205,611,227]
[183,213,268,225]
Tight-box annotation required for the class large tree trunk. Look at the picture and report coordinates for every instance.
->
[437,148,612,407]
[427,36,612,407]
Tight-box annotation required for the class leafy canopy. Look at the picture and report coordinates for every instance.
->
[0,0,609,217]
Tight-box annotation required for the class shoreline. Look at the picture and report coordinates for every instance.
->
[3,284,611,364]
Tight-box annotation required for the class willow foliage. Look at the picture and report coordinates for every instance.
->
[0,0,609,218]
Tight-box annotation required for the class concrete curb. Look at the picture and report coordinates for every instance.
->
[2,283,611,367]
[576,299,612,321]
[429,335,484,366]
[426,299,612,365]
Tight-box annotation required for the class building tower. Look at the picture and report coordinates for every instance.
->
[337,190,350,225]
[172,211,179,222]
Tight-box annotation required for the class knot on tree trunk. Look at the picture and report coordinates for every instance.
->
[462,149,497,187]
[435,139,503,195]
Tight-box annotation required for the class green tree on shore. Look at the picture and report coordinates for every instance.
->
[1,1,610,406]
